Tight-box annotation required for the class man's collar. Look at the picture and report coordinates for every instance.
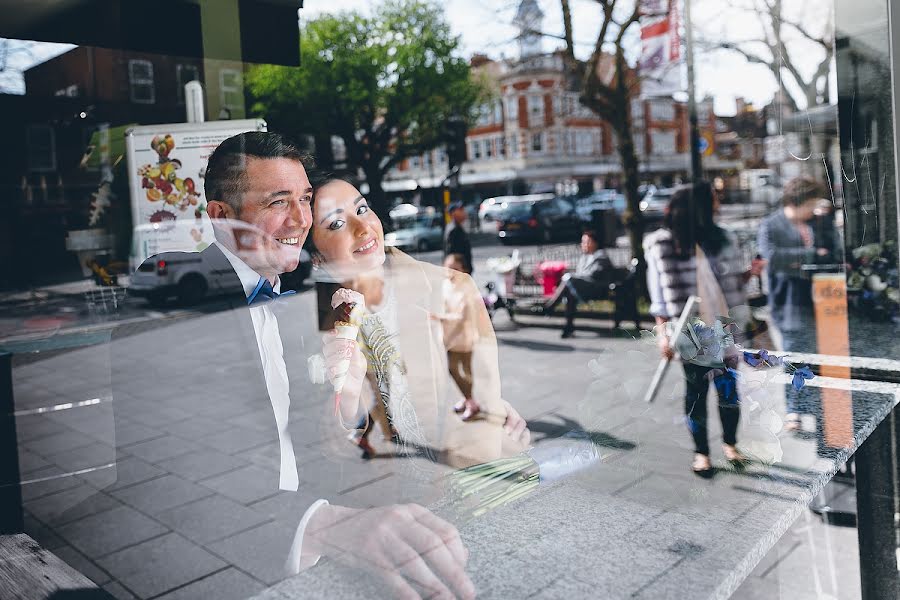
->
[215,241,280,298]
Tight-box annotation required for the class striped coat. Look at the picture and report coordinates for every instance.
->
[644,227,746,319]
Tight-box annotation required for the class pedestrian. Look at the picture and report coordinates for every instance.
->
[436,253,481,421]
[543,229,613,338]
[757,176,841,431]
[644,181,763,475]
[445,201,473,274]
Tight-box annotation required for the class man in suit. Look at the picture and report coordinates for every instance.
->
[543,229,613,338]
[444,201,473,274]
[116,132,475,599]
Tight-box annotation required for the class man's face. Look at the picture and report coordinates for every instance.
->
[581,233,598,254]
[211,157,312,278]
[452,207,467,224]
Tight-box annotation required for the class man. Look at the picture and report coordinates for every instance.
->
[444,201,473,274]
[758,176,841,431]
[114,132,478,599]
[543,230,613,338]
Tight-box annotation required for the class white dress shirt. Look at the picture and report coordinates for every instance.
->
[215,242,325,572]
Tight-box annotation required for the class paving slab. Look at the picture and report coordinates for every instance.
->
[155,495,270,545]
[110,474,214,516]
[206,521,297,585]
[200,464,282,505]
[157,448,248,482]
[97,533,227,598]
[155,567,266,600]
[56,505,168,558]
[121,435,202,464]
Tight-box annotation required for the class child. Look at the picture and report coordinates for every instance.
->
[438,253,480,421]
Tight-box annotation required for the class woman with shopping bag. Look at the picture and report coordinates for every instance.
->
[643,181,765,476]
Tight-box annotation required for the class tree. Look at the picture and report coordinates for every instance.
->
[558,0,649,283]
[246,0,485,219]
[696,0,833,111]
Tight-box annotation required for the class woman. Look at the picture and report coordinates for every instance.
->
[644,181,761,476]
[437,253,481,420]
[307,173,529,465]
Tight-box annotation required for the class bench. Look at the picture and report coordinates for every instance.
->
[0,534,111,599]
[491,246,645,329]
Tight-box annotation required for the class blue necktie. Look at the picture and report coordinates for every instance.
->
[247,277,297,307]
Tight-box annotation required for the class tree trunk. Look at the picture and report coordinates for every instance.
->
[615,114,646,297]
[362,166,390,229]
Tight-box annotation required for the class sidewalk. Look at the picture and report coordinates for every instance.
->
[5,249,889,599]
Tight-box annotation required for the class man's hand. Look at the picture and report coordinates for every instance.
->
[305,503,475,600]
[501,400,531,447]
[322,330,367,422]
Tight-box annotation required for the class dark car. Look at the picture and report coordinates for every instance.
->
[497,196,582,244]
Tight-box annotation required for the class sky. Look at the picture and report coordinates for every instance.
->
[1,0,834,116]
[301,0,788,115]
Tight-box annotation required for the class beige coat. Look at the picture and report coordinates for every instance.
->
[385,249,523,467]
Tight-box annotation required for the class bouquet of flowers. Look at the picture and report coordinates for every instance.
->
[445,433,601,521]
[846,241,899,322]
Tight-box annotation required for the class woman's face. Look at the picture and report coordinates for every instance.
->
[311,180,385,278]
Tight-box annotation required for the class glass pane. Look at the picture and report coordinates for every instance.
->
[1,1,897,599]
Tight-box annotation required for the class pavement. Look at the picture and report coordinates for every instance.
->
[2,233,889,599]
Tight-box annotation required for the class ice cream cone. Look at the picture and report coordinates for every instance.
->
[329,289,366,415]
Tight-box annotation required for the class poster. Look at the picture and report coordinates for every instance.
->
[125,119,266,266]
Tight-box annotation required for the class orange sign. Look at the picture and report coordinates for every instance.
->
[812,273,852,449]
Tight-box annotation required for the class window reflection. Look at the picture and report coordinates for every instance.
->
[0,0,898,598]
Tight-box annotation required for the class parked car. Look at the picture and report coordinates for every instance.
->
[575,190,626,223]
[638,183,657,200]
[497,196,582,244]
[385,214,444,252]
[479,194,553,232]
[129,221,312,305]
[639,187,677,222]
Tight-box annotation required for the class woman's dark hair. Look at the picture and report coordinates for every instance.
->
[303,171,359,256]
[664,180,724,258]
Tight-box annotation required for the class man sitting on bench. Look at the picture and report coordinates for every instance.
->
[543,229,613,338]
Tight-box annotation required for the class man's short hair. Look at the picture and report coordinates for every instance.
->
[781,176,827,207]
[204,131,313,215]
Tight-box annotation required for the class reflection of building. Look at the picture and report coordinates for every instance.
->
[384,0,741,206]
[0,0,302,289]
[23,46,254,125]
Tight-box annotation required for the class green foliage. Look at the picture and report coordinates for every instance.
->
[246,0,487,212]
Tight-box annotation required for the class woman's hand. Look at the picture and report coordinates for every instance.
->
[655,317,674,360]
[501,400,531,447]
[322,330,368,421]
[749,257,766,277]
[658,333,675,360]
